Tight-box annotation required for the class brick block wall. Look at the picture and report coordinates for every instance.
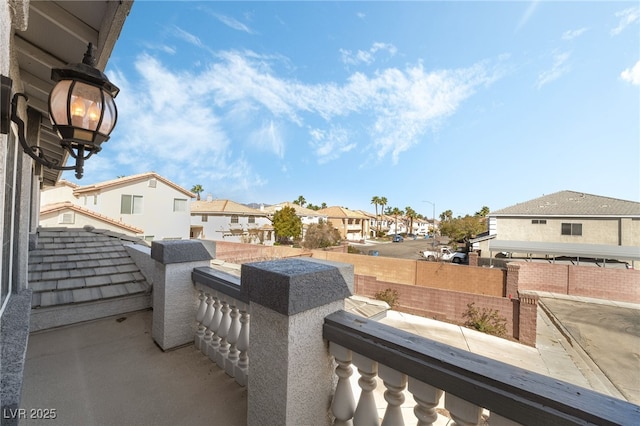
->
[416,262,505,296]
[213,241,312,264]
[514,261,640,303]
[568,266,640,303]
[355,275,520,343]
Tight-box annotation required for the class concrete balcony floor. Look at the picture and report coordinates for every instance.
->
[19,309,247,426]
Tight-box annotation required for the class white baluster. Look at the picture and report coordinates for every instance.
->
[216,299,231,369]
[329,342,355,426]
[352,353,379,426]
[224,303,241,377]
[445,393,482,426]
[194,290,207,350]
[408,378,443,426]
[378,365,407,426]
[208,296,222,363]
[201,294,216,356]
[234,305,250,386]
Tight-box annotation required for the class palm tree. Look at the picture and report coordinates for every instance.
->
[405,206,417,235]
[191,184,204,201]
[390,207,404,234]
[379,196,388,234]
[371,196,381,236]
[293,195,306,207]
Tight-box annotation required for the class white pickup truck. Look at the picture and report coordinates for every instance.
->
[420,247,468,264]
[419,247,455,261]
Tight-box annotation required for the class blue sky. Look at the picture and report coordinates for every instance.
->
[65,1,640,218]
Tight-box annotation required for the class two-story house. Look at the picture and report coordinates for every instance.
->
[317,206,370,241]
[40,172,195,241]
[190,197,274,244]
[261,202,328,239]
[475,190,640,266]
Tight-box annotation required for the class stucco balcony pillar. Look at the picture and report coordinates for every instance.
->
[242,258,353,426]
[151,240,213,350]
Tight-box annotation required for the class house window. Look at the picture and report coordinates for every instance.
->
[121,195,143,214]
[561,223,582,236]
[248,216,255,224]
[532,219,547,224]
[201,215,208,222]
[59,212,75,224]
[231,215,239,224]
[173,198,187,212]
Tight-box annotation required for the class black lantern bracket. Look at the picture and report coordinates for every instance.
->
[1,43,119,179]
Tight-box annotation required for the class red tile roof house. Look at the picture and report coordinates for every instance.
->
[1,2,637,425]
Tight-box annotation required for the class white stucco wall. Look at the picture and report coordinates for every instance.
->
[84,179,191,240]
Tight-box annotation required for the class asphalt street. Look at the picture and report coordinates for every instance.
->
[356,237,440,260]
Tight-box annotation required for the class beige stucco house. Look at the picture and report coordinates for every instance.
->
[261,202,328,239]
[190,197,274,244]
[317,206,370,241]
[475,190,640,266]
[40,172,194,241]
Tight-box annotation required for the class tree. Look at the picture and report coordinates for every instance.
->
[302,221,341,249]
[272,206,302,244]
[293,195,306,207]
[439,213,487,245]
[405,206,417,234]
[371,196,381,235]
[390,207,404,234]
[475,206,490,217]
[379,197,388,228]
[191,184,204,201]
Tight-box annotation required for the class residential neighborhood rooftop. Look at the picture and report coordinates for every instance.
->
[491,190,640,217]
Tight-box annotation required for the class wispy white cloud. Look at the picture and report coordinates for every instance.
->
[340,42,397,66]
[213,13,256,34]
[516,1,540,32]
[104,50,499,195]
[561,28,588,41]
[611,7,639,36]
[536,51,571,89]
[171,25,204,48]
[309,126,356,164]
[621,60,640,85]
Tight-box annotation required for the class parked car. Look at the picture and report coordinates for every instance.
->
[392,235,404,243]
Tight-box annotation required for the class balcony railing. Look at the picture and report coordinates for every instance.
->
[192,267,249,386]
[151,240,639,426]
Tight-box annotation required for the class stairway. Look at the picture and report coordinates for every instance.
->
[28,227,152,331]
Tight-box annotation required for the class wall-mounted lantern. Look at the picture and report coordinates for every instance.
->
[1,43,120,179]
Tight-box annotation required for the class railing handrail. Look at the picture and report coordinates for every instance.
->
[192,267,247,303]
[323,310,639,425]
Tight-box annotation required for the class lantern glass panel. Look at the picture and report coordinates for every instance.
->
[69,82,102,131]
[98,94,117,135]
[49,80,73,126]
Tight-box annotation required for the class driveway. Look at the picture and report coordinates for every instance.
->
[540,298,640,405]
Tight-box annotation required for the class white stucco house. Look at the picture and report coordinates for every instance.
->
[40,172,195,241]
[261,202,328,238]
[190,197,274,244]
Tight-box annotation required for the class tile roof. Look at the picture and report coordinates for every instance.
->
[261,202,327,216]
[72,172,195,198]
[191,199,266,215]
[317,206,370,218]
[40,202,144,234]
[491,190,640,217]
[29,227,151,309]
